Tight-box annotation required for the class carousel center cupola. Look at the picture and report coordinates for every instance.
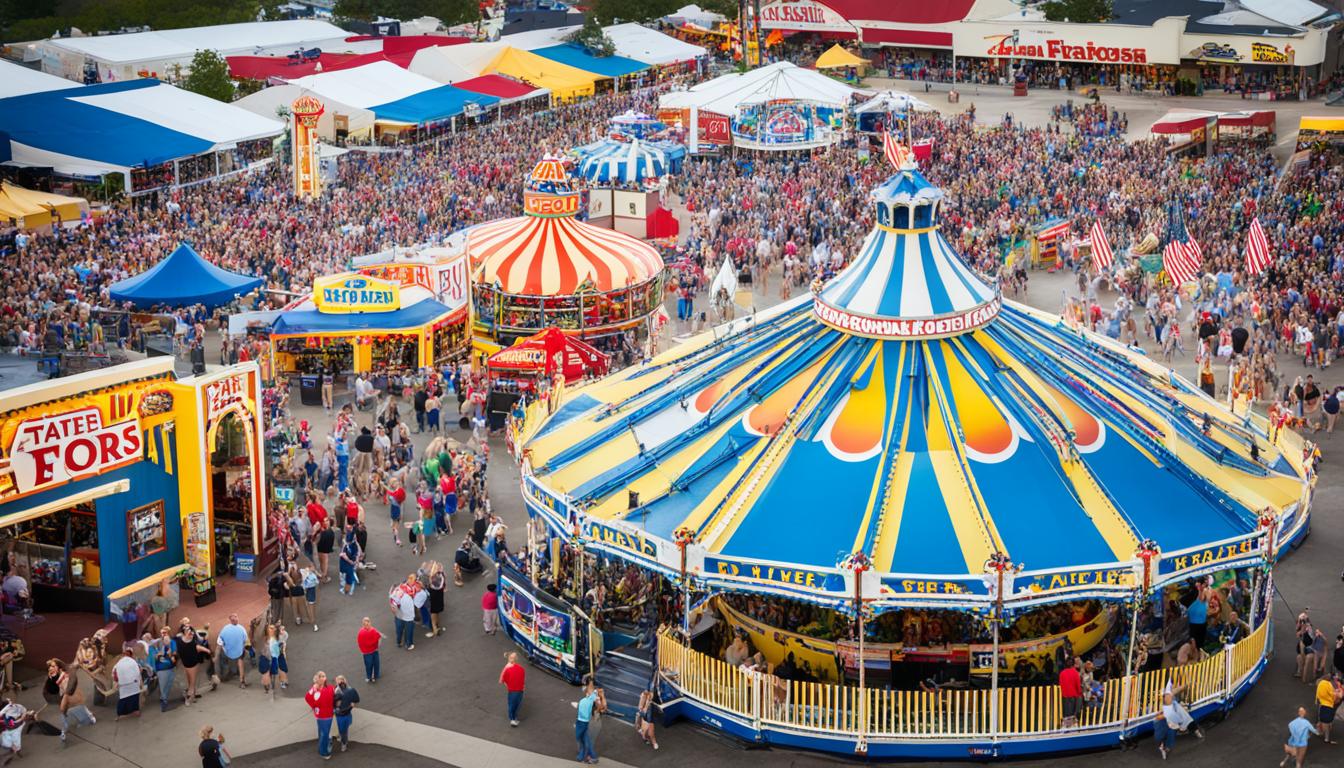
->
[813,155,1001,339]
[522,155,583,218]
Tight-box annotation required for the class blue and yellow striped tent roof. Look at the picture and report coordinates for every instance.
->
[521,163,1309,597]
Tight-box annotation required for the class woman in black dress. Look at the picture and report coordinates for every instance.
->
[427,562,447,637]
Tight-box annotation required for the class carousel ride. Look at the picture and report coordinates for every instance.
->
[509,153,1316,758]
[467,157,667,352]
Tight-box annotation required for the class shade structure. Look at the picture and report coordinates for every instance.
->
[519,158,1310,609]
[109,242,263,309]
[575,138,685,184]
[814,44,868,69]
[603,22,706,66]
[453,75,548,103]
[0,59,78,99]
[369,84,500,125]
[609,110,666,138]
[530,43,649,78]
[659,61,857,114]
[271,295,454,335]
[487,327,609,383]
[484,46,603,101]
[856,90,934,115]
[1150,109,1220,135]
[0,182,89,229]
[468,157,664,296]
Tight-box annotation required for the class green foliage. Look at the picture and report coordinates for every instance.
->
[334,0,479,26]
[182,49,235,102]
[3,1,283,45]
[566,15,615,57]
[694,0,739,19]
[1040,0,1113,23]
[588,0,680,26]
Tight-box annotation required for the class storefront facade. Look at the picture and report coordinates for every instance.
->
[0,358,266,617]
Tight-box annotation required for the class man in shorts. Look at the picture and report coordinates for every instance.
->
[213,614,249,688]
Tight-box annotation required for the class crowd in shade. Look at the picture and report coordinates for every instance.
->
[0,87,1342,427]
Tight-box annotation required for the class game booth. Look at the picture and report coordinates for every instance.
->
[505,156,1316,759]
[269,263,469,385]
[467,157,667,356]
[1030,217,1072,270]
[0,359,268,635]
[486,327,609,395]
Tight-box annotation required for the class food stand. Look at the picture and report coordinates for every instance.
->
[486,327,609,394]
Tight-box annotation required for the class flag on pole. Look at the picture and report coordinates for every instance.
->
[881,131,913,169]
[1245,217,1272,275]
[1183,233,1203,265]
[1089,220,1113,272]
[1162,241,1198,285]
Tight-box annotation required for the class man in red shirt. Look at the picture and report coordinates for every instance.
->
[1059,656,1082,728]
[499,651,526,726]
[305,671,335,759]
[356,617,383,684]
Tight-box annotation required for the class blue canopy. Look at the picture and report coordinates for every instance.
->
[0,80,212,169]
[108,242,263,309]
[531,43,648,78]
[368,85,501,125]
[271,298,455,335]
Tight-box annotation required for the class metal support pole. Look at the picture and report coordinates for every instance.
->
[989,566,1002,742]
[1120,593,1142,732]
[855,577,867,754]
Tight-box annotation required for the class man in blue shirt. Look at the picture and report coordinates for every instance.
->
[1282,706,1319,768]
[575,682,603,764]
[214,613,250,689]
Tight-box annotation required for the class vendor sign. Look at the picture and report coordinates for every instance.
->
[312,273,401,314]
[6,407,142,496]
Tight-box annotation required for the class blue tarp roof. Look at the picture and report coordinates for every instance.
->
[109,242,263,309]
[368,85,501,125]
[272,298,456,335]
[530,43,648,78]
[0,80,213,169]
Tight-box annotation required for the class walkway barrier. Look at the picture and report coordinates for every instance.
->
[656,621,1268,748]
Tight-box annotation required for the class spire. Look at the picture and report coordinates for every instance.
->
[812,166,1001,339]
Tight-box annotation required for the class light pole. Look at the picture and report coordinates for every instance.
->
[984,552,1021,742]
[1122,539,1159,735]
[673,527,698,634]
[839,550,873,755]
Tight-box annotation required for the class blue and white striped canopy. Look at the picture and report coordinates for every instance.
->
[817,167,997,325]
[575,138,685,184]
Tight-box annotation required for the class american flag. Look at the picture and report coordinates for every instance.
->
[1089,220,1113,272]
[1183,233,1203,265]
[881,131,913,169]
[1245,217,1272,275]
[1162,241,1199,286]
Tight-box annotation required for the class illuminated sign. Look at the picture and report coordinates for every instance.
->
[1018,566,1134,592]
[1159,538,1259,575]
[524,192,581,217]
[312,274,401,314]
[704,556,843,591]
[1250,42,1293,64]
[984,35,1148,64]
[291,95,324,200]
[8,407,142,495]
[813,296,1001,339]
[205,375,246,420]
[585,520,658,559]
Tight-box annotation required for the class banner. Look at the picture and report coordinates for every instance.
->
[613,190,648,219]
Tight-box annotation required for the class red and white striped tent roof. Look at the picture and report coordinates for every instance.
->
[467,157,664,296]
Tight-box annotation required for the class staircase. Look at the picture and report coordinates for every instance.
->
[594,633,654,723]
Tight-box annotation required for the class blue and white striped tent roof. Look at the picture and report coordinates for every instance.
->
[575,137,685,184]
[815,164,999,335]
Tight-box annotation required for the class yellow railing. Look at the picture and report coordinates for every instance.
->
[658,622,1270,741]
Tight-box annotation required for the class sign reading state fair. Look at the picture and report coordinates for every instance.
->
[312,274,401,314]
[8,407,142,494]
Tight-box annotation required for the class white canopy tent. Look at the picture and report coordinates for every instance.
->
[425,41,509,77]
[0,60,77,99]
[408,46,479,84]
[499,25,581,49]
[661,62,857,114]
[284,61,443,109]
[603,23,706,66]
[234,84,375,142]
[3,141,128,179]
[71,82,282,149]
[664,4,727,28]
[855,90,935,115]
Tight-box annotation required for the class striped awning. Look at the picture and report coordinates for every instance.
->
[468,212,664,295]
[576,138,683,184]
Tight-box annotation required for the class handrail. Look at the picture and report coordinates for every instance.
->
[657,620,1269,742]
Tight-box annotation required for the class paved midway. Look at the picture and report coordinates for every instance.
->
[14,90,1344,768]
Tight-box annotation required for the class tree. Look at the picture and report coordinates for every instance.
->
[411,0,479,27]
[566,15,615,57]
[695,0,739,19]
[333,0,379,22]
[1040,0,1113,24]
[587,0,679,26]
[182,49,234,102]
